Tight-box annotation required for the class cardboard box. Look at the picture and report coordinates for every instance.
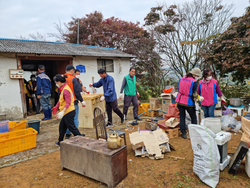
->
[165,117,179,128]
[162,99,171,112]
[166,128,179,139]
[129,129,169,159]
[148,110,159,117]
[150,98,159,109]
[214,110,222,117]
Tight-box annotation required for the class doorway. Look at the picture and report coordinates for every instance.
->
[20,57,72,116]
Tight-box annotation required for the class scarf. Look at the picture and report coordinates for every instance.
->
[202,78,210,90]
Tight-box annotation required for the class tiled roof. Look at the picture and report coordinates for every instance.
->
[0,38,135,58]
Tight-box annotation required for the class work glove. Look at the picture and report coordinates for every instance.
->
[86,91,90,94]
[137,92,140,97]
[82,101,86,107]
[51,107,58,115]
[89,84,93,87]
[198,96,204,102]
[100,96,105,102]
[221,97,226,104]
[80,92,84,95]
[56,111,64,120]
[119,93,124,99]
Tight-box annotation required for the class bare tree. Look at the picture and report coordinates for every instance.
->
[48,19,69,42]
[144,0,234,78]
[17,32,48,41]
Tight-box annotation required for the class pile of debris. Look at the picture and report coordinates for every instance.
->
[129,128,172,160]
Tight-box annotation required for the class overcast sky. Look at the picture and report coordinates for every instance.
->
[0,0,249,41]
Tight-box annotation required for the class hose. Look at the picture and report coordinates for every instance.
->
[138,109,168,117]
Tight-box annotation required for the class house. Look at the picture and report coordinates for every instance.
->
[0,38,135,120]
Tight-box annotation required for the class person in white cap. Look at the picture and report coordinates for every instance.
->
[175,68,204,139]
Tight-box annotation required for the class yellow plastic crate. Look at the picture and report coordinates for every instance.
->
[138,103,150,116]
[0,128,37,157]
[8,120,27,132]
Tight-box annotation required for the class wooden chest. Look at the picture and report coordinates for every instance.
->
[60,136,127,188]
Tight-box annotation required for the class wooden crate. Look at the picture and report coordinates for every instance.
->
[166,128,179,139]
[60,136,127,188]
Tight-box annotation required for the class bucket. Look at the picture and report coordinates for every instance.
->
[27,120,41,134]
[204,118,221,134]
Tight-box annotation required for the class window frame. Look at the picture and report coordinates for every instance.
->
[97,59,114,73]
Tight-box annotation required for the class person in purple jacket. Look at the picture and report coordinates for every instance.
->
[197,69,226,118]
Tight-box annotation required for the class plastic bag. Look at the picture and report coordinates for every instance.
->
[221,106,235,116]
[221,115,241,133]
[164,103,180,121]
[189,124,220,188]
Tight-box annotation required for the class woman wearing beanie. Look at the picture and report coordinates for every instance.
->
[175,68,204,139]
[197,69,225,118]
[51,74,84,147]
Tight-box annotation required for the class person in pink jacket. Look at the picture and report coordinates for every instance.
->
[175,68,204,139]
[197,69,225,118]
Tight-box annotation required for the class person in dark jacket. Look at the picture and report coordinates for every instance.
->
[90,68,124,127]
[37,65,52,121]
[120,67,141,121]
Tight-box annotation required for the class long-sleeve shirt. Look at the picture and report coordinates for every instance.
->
[72,77,83,105]
[93,74,116,102]
[54,84,72,110]
[36,72,52,95]
[120,76,137,94]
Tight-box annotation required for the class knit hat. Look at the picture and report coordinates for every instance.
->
[190,68,202,77]
[66,65,75,71]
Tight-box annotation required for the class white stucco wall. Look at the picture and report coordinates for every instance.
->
[73,56,131,97]
[0,53,23,120]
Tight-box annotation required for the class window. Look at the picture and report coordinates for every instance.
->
[97,59,114,72]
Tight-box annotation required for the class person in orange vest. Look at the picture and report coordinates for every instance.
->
[64,65,86,139]
[52,74,83,147]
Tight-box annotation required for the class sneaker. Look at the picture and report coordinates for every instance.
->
[135,117,142,121]
[55,141,60,148]
[106,123,113,127]
[121,118,124,124]
[181,133,187,139]
[65,134,71,139]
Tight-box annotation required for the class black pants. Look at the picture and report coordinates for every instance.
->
[58,110,81,142]
[36,98,41,114]
[106,99,123,124]
[123,95,139,119]
[25,94,30,112]
[177,104,197,134]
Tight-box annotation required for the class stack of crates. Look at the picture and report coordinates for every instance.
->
[0,120,38,157]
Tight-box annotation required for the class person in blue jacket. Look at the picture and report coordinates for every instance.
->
[90,68,124,127]
[36,65,52,121]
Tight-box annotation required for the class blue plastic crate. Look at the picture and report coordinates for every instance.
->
[0,120,9,133]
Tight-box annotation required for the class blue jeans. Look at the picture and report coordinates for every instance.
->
[40,94,51,110]
[66,104,79,135]
[202,105,216,118]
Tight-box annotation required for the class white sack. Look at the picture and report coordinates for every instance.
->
[189,124,220,188]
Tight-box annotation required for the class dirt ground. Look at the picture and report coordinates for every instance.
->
[1,110,250,187]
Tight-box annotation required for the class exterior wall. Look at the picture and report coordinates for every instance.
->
[73,56,131,98]
[0,53,23,120]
